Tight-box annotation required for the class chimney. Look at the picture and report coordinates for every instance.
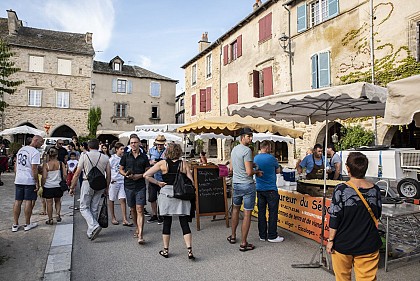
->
[85,32,93,45]
[198,32,210,52]
[253,0,263,11]
[7,10,22,35]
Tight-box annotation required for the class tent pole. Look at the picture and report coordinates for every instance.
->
[319,108,329,268]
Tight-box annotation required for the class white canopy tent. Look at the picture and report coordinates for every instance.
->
[0,125,46,137]
[195,132,294,143]
[134,124,185,132]
[118,130,182,143]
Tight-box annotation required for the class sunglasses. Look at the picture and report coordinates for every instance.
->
[57,143,64,145]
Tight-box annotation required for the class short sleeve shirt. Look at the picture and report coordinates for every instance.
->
[231,144,254,184]
[120,151,150,189]
[14,146,41,185]
[254,153,279,191]
[148,146,166,181]
[77,150,109,179]
[299,154,328,173]
[109,154,124,183]
[329,153,342,173]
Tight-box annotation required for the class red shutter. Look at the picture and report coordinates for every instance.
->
[199,89,207,112]
[267,13,272,39]
[228,83,238,105]
[192,94,196,116]
[223,45,229,65]
[258,18,264,42]
[263,66,273,96]
[237,35,242,57]
[206,87,212,111]
[253,70,260,98]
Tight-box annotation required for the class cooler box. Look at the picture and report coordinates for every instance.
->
[283,170,296,182]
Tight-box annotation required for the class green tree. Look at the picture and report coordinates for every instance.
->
[0,39,23,128]
[337,125,375,150]
[87,107,102,138]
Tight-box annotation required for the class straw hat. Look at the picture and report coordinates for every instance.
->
[155,135,167,145]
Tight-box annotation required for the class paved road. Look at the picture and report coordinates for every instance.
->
[71,197,420,281]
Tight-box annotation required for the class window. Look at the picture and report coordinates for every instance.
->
[150,82,161,97]
[252,67,273,98]
[151,106,159,119]
[56,91,69,108]
[191,94,196,116]
[228,83,238,105]
[310,0,339,27]
[29,55,44,72]
[115,103,127,117]
[297,4,307,32]
[28,89,42,106]
[231,41,238,62]
[112,79,132,94]
[206,54,212,78]
[191,64,197,86]
[311,51,331,89]
[114,62,120,71]
[180,98,184,106]
[57,58,71,75]
[259,13,272,42]
[223,35,242,65]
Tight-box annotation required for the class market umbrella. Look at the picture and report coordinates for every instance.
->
[0,125,46,137]
[383,74,420,126]
[228,81,387,269]
[177,115,303,139]
[195,132,294,143]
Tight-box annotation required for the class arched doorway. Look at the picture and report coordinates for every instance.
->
[391,121,420,149]
[51,125,76,138]
[315,122,344,148]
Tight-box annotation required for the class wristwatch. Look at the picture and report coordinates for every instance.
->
[327,238,334,242]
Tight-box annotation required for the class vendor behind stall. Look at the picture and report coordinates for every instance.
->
[327,144,342,180]
[297,144,329,180]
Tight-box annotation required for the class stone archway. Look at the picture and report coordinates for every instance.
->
[13,122,38,144]
[51,125,77,138]
[315,121,344,148]
[18,122,37,128]
[389,122,420,149]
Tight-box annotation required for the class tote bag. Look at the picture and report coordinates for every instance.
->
[173,160,195,201]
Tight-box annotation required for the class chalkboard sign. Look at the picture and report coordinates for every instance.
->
[194,165,229,231]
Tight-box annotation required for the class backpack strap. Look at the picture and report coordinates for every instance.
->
[346,181,378,228]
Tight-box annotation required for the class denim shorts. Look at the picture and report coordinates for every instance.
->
[233,182,256,210]
[15,184,38,201]
[125,187,146,208]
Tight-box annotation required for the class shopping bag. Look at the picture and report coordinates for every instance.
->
[98,196,108,228]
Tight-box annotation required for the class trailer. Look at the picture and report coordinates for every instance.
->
[340,148,420,199]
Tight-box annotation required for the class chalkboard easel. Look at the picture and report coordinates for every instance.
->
[194,165,229,231]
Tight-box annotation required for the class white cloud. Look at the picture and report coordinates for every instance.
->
[137,55,152,69]
[44,0,115,52]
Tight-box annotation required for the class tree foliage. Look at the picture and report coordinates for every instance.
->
[87,107,102,138]
[337,125,375,150]
[0,39,23,112]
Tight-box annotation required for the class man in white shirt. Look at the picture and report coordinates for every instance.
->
[12,135,44,232]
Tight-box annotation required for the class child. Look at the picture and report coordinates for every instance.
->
[66,152,78,186]
[200,151,208,165]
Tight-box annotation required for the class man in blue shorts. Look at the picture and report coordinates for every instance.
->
[228,127,262,252]
[13,135,44,232]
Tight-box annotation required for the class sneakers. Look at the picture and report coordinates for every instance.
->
[144,209,151,217]
[268,236,285,243]
[259,237,266,241]
[12,224,19,232]
[147,216,158,223]
[23,223,38,231]
[157,217,163,225]
[90,226,102,241]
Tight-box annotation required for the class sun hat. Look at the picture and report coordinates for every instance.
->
[155,135,167,145]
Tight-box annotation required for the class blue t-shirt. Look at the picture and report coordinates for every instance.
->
[254,153,279,191]
[299,154,329,173]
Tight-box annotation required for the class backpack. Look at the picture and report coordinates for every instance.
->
[84,154,107,191]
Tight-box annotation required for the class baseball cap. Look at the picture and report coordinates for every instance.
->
[239,127,253,135]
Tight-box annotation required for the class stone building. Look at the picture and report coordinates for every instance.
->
[182,0,420,162]
[175,92,185,124]
[0,10,94,140]
[92,56,177,142]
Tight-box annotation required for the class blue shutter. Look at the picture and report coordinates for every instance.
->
[311,54,318,89]
[318,51,331,88]
[112,79,117,93]
[127,80,133,94]
[297,4,307,32]
[328,0,339,18]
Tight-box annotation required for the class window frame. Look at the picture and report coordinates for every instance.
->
[206,53,212,79]
[150,81,161,97]
[117,79,127,93]
[56,91,70,108]
[311,51,331,89]
[115,103,128,118]
[29,55,44,73]
[28,89,42,107]
[57,58,72,75]
[151,106,159,119]
[114,62,121,71]
[230,40,238,62]
[191,63,197,86]
[309,0,339,27]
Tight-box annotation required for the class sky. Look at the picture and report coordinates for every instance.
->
[0,0,258,95]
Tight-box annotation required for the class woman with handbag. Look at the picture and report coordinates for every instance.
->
[41,148,67,225]
[144,143,196,260]
[327,152,382,281]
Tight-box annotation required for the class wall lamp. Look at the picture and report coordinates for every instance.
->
[91,82,96,95]
[279,32,293,55]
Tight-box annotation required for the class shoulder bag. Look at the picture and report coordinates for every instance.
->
[98,195,108,228]
[59,162,69,192]
[346,181,378,228]
[173,160,196,200]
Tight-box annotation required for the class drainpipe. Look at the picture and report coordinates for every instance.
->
[370,0,377,145]
[218,41,224,160]
[283,3,293,92]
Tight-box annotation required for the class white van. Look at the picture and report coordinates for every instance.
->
[40,137,72,155]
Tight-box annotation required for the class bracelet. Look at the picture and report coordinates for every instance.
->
[327,238,334,242]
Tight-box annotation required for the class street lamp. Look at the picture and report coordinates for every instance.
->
[332,133,339,144]
[91,82,96,95]
[279,32,293,92]
[279,32,289,50]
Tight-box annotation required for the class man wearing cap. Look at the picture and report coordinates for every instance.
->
[147,135,166,224]
[228,127,262,252]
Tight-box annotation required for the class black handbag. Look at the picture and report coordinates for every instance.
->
[98,195,108,228]
[173,160,195,201]
[59,162,68,192]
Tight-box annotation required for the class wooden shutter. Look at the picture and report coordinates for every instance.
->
[253,70,260,98]
[328,0,339,18]
[191,94,196,116]
[223,45,229,65]
[297,4,307,32]
[263,67,273,96]
[199,89,207,112]
[127,80,133,94]
[228,83,238,105]
[112,78,117,93]
[259,17,264,42]
[266,13,272,39]
[206,87,212,111]
[237,35,242,57]
[318,51,331,88]
[311,55,318,89]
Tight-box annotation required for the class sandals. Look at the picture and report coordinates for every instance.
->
[137,238,145,245]
[227,235,236,244]
[239,242,255,252]
[39,212,47,216]
[56,215,62,222]
[159,248,169,258]
[187,247,195,260]
[46,219,53,225]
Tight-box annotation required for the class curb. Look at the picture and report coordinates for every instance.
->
[43,194,74,281]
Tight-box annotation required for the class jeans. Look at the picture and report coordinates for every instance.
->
[257,190,280,240]
[79,180,104,237]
